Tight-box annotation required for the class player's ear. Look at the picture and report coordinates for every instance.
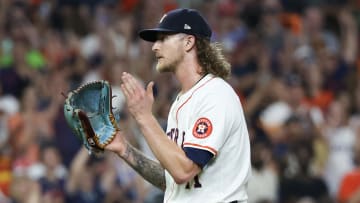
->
[184,35,195,52]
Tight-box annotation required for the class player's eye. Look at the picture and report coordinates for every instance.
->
[156,33,174,42]
[157,34,167,41]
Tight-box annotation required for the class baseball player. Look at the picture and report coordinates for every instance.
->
[105,8,251,203]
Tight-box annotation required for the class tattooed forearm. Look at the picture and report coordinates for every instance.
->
[120,143,166,190]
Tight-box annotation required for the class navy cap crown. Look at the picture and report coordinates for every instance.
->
[139,8,212,42]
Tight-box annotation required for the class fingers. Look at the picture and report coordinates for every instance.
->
[121,72,142,96]
[121,72,134,95]
[120,83,130,99]
[120,72,155,108]
[120,72,155,119]
[120,72,135,99]
[146,81,154,99]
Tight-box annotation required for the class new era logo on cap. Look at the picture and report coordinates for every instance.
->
[138,8,212,42]
[184,24,191,30]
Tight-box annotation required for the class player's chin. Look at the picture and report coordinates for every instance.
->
[156,63,173,73]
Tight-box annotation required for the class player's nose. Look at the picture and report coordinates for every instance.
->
[152,41,161,52]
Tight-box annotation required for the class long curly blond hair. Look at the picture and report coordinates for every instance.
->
[195,38,231,79]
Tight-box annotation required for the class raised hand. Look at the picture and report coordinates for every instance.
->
[120,72,155,121]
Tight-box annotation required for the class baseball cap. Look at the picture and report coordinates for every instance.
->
[138,8,212,42]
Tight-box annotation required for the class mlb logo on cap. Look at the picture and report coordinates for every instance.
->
[139,8,212,42]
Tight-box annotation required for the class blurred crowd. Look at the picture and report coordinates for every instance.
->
[0,0,360,203]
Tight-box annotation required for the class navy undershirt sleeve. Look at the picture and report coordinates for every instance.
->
[183,147,214,168]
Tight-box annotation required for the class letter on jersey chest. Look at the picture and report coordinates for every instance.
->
[166,128,186,148]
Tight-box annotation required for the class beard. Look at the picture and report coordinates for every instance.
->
[156,52,184,73]
[156,61,175,73]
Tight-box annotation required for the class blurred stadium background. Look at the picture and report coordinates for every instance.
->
[0,0,360,202]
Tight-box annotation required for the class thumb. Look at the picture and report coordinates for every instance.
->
[146,81,155,98]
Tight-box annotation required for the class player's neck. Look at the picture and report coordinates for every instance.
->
[174,53,204,92]
[176,67,204,94]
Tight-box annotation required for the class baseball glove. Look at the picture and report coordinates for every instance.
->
[64,80,119,154]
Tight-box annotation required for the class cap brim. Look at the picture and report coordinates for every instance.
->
[138,28,177,42]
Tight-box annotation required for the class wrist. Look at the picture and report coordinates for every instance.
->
[106,131,127,155]
[114,132,130,159]
[135,113,155,126]
[120,142,131,160]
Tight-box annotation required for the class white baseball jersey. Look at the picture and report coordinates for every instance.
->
[164,74,251,203]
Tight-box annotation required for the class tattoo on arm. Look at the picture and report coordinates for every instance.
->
[120,143,166,190]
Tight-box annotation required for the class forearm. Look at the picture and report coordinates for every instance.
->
[67,148,89,192]
[118,142,166,190]
[342,25,357,64]
[137,115,200,184]
[339,9,358,64]
[119,72,199,184]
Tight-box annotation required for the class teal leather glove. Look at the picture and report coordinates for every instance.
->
[64,80,119,154]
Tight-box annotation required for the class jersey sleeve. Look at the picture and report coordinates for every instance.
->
[183,91,236,168]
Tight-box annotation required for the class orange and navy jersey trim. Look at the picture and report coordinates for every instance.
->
[183,142,218,155]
